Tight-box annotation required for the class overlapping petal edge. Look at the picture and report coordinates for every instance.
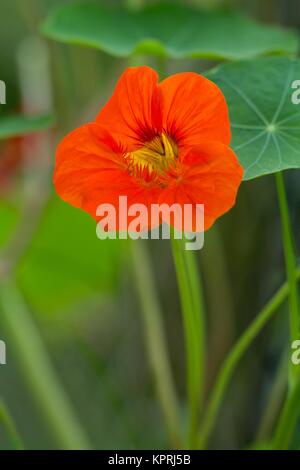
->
[54,66,243,231]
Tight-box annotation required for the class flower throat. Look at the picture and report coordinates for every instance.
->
[126,133,178,177]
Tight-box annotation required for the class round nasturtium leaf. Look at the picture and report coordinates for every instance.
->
[208,57,300,180]
[41,3,298,61]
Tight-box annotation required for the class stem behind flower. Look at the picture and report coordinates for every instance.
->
[271,172,300,448]
[131,240,182,448]
[275,172,299,386]
[0,399,24,450]
[197,272,296,449]
[171,237,206,449]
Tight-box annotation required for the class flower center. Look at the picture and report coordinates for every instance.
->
[126,133,178,177]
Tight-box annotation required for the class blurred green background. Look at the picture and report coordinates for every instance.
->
[0,0,300,450]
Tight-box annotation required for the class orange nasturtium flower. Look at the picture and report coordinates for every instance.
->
[54,66,243,232]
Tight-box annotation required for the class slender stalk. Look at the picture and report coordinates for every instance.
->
[0,400,24,450]
[182,246,206,413]
[273,378,300,449]
[273,172,300,447]
[0,279,91,449]
[171,237,206,449]
[187,168,300,449]
[256,350,288,442]
[197,276,292,448]
[131,240,181,448]
[275,172,299,357]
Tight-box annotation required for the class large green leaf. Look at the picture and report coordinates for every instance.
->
[208,57,300,180]
[16,195,128,315]
[0,114,54,140]
[41,3,298,60]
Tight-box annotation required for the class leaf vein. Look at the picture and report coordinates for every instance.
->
[222,76,269,125]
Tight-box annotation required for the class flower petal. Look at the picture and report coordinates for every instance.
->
[158,141,243,230]
[54,123,127,209]
[96,66,162,150]
[54,122,160,230]
[159,72,231,148]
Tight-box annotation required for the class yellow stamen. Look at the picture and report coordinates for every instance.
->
[126,133,178,175]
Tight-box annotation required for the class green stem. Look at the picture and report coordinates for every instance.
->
[275,172,299,350]
[274,172,300,447]
[256,350,288,443]
[131,240,181,448]
[0,278,91,450]
[183,247,206,411]
[197,275,293,448]
[171,237,206,449]
[174,172,300,449]
[0,399,24,450]
[273,378,300,449]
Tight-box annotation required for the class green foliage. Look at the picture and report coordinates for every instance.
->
[0,114,54,140]
[0,201,19,247]
[208,57,300,180]
[41,2,298,60]
[16,196,128,315]
[0,400,24,450]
